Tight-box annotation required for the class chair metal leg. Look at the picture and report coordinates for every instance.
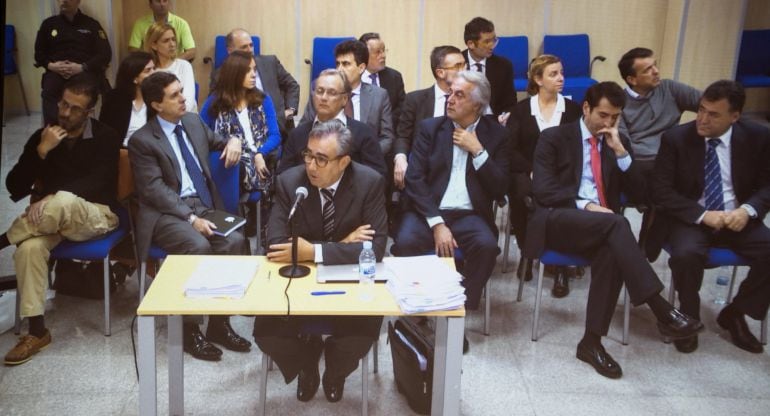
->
[103,256,111,336]
[727,265,739,303]
[361,348,369,416]
[531,260,545,341]
[14,285,22,335]
[622,287,630,345]
[139,261,147,302]
[484,280,490,336]
[255,199,262,255]
[501,206,512,273]
[516,259,525,302]
[372,337,378,374]
[258,352,269,416]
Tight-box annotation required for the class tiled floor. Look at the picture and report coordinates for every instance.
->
[1,113,769,415]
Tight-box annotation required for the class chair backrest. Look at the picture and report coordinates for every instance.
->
[4,25,18,75]
[495,36,529,89]
[311,36,355,82]
[213,35,261,69]
[543,34,590,78]
[736,29,770,77]
[208,150,239,215]
[117,149,134,201]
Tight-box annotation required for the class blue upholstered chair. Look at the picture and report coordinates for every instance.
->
[494,36,529,92]
[3,25,30,123]
[309,37,355,83]
[663,245,768,345]
[736,29,770,89]
[532,250,632,345]
[542,34,605,104]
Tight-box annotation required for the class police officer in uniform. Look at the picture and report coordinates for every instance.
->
[34,0,112,125]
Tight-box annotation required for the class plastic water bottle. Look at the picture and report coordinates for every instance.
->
[713,266,730,305]
[359,241,376,301]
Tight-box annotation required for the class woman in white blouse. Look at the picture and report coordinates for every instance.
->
[144,22,198,113]
[99,51,156,146]
[508,54,582,294]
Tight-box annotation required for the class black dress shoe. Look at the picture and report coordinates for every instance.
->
[674,335,699,353]
[656,308,704,339]
[206,318,251,352]
[717,307,764,353]
[322,372,345,403]
[576,340,622,379]
[296,335,323,402]
[551,272,570,298]
[183,325,222,361]
[517,258,533,282]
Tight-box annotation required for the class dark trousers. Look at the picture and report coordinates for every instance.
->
[545,209,663,335]
[41,71,102,126]
[393,210,499,310]
[252,316,382,383]
[152,197,246,324]
[667,219,770,321]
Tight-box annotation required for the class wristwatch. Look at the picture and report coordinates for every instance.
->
[187,214,198,224]
[473,148,486,158]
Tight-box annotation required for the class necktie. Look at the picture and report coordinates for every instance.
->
[443,94,450,116]
[173,125,213,208]
[589,136,607,208]
[704,138,725,210]
[321,188,335,240]
[369,73,378,87]
[474,63,483,73]
[345,92,355,119]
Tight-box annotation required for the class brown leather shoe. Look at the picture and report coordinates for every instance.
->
[5,330,51,365]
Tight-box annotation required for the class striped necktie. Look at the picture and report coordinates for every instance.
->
[173,125,213,208]
[704,138,724,210]
[321,188,335,240]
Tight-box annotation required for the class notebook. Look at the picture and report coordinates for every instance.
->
[316,263,393,283]
[201,209,246,237]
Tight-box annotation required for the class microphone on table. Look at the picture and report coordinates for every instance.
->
[288,186,308,221]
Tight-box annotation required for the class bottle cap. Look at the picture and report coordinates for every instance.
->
[363,241,372,249]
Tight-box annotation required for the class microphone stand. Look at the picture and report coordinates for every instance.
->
[279,212,310,278]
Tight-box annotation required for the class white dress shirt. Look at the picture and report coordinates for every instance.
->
[576,118,631,210]
[314,173,344,263]
[157,115,203,198]
[124,100,147,146]
[434,84,450,117]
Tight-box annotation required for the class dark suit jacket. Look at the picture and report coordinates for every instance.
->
[300,83,395,155]
[267,162,388,264]
[128,113,228,259]
[210,54,300,133]
[462,50,517,116]
[525,120,643,258]
[394,86,436,156]
[99,88,134,142]
[646,119,770,260]
[404,116,511,233]
[376,66,406,133]
[276,117,386,177]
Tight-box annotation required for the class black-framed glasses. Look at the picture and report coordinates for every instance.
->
[302,149,342,167]
[313,87,343,98]
[57,99,91,115]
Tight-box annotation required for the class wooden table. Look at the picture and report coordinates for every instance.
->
[137,255,465,416]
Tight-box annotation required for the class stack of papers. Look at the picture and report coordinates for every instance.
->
[183,258,259,299]
[384,255,466,314]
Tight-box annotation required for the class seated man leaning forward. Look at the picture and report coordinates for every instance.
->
[254,120,386,404]
[525,81,704,379]
[1,77,120,365]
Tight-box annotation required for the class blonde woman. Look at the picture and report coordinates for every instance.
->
[144,22,197,113]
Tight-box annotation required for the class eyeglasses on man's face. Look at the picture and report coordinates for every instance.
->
[301,149,342,167]
[313,87,343,99]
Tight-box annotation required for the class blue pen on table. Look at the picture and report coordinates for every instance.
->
[311,290,346,296]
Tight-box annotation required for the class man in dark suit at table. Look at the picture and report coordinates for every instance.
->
[359,32,405,132]
[254,120,387,403]
[392,45,466,190]
[462,17,516,124]
[525,81,703,379]
[300,40,395,156]
[277,69,386,177]
[651,80,770,354]
[128,71,250,362]
[392,71,509,323]
[209,28,300,137]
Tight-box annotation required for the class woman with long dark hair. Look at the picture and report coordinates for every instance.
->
[99,51,155,146]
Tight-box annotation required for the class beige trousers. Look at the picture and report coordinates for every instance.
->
[7,191,118,317]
